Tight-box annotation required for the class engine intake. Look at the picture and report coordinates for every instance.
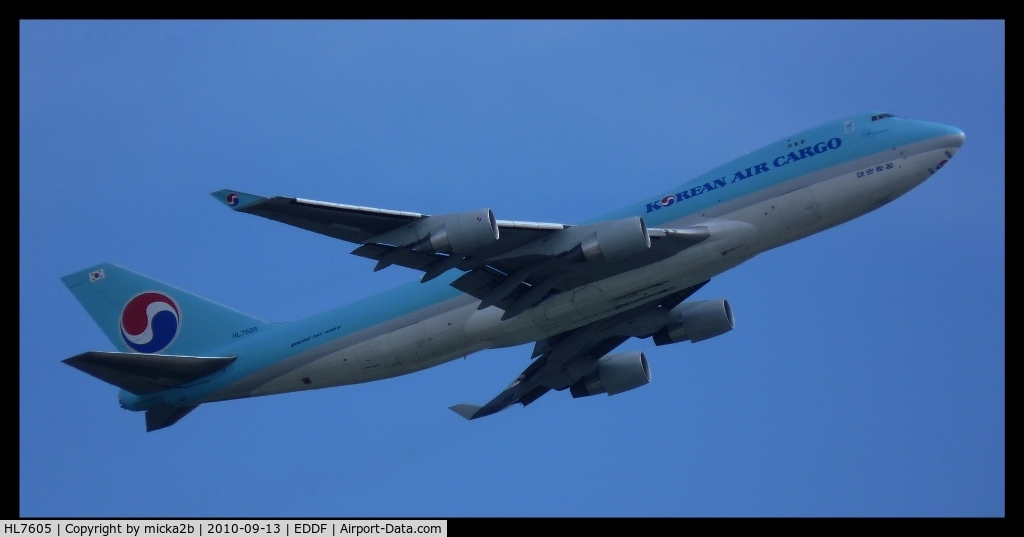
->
[653,298,734,345]
[570,351,651,398]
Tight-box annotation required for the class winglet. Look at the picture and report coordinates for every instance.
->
[449,404,483,420]
[210,189,266,210]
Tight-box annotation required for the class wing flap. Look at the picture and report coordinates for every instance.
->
[351,243,447,272]
[451,267,506,297]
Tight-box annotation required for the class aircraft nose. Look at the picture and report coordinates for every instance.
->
[925,122,965,155]
[946,129,962,147]
[946,125,966,148]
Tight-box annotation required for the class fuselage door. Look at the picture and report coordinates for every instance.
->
[845,121,855,135]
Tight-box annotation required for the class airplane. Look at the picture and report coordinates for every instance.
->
[61,112,965,431]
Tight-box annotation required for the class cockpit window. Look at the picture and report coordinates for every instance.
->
[871,113,896,121]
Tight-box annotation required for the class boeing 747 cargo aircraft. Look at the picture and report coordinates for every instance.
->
[61,112,965,431]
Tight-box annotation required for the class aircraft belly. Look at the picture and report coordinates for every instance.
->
[248,341,372,396]
[387,322,431,365]
[464,302,548,348]
[527,285,612,335]
[248,304,485,396]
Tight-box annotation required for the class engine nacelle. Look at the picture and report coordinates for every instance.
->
[371,207,500,255]
[570,351,651,398]
[424,208,499,254]
[569,216,651,262]
[653,298,734,345]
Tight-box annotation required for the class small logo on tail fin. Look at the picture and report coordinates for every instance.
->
[89,269,105,283]
[226,193,239,206]
[120,292,181,353]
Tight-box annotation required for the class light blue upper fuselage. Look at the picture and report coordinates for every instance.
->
[119,113,964,411]
[590,113,963,226]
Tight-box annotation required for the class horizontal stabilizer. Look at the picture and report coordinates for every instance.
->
[449,404,483,420]
[145,404,199,432]
[63,351,236,396]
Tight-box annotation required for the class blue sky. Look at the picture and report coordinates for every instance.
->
[20,21,1003,516]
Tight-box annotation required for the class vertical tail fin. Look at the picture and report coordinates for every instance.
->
[61,263,272,356]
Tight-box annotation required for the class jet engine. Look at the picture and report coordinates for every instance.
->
[653,298,734,345]
[567,216,651,262]
[569,351,651,398]
[367,208,499,255]
[411,208,499,254]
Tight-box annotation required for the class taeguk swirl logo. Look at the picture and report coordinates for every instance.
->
[120,292,181,353]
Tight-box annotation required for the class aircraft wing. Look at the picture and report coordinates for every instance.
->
[450,280,710,420]
[214,189,710,319]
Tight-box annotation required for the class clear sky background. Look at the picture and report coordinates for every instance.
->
[20,21,1004,516]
